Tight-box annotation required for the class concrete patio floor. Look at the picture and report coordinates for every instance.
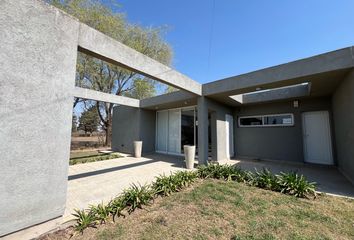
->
[64,154,354,222]
[64,153,186,221]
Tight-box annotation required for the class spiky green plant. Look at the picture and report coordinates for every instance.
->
[108,196,126,221]
[121,183,154,214]
[72,209,97,233]
[89,203,111,224]
[277,172,316,198]
[251,168,280,191]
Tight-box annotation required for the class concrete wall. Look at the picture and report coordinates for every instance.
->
[0,0,79,236]
[197,98,233,163]
[112,106,156,154]
[332,70,354,183]
[234,97,333,163]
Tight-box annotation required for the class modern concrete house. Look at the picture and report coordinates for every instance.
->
[113,48,354,182]
[1,0,354,238]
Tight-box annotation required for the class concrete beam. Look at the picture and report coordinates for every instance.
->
[230,83,310,104]
[203,47,354,96]
[73,87,140,107]
[140,90,197,109]
[78,23,202,95]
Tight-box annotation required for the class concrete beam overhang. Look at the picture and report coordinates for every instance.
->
[73,87,140,107]
[140,90,197,110]
[203,47,354,97]
[230,83,310,104]
[78,24,202,96]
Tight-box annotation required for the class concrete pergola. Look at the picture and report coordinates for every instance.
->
[1,0,354,238]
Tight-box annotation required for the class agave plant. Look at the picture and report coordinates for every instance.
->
[72,209,97,233]
[277,172,316,198]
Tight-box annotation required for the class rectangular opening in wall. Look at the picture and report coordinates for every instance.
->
[239,113,294,127]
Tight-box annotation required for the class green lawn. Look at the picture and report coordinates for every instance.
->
[44,179,354,240]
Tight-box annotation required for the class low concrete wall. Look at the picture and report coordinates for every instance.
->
[234,97,333,163]
[112,106,156,154]
[0,0,79,236]
[332,70,354,184]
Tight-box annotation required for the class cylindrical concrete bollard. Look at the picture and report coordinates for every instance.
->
[133,141,142,158]
[183,145,196,169]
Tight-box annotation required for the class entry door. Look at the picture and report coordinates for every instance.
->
[225,114,234,159]
[302,111,333,165]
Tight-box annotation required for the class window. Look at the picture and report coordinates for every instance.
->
[239,114,294,127]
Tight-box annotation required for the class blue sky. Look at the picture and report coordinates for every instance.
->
[103,0,354,84]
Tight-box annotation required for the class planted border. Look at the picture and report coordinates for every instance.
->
[72,164,316,233]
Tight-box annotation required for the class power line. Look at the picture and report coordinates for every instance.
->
[207,0,216,81]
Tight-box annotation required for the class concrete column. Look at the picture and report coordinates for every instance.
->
[197,97,209,165]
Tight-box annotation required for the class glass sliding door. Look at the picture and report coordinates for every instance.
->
[168,109,181,154]
[181,109,195,153]
[156,107,196,155]
[156,111,168,153]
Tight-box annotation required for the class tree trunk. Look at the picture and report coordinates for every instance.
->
[105,114,112,147]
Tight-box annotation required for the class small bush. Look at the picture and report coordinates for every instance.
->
[276,172,316,198]
[89,203,111,224]
[152,174,178,196]
[121,184,155,214]
[72,209,97,233]
[108,197,126,221]
[250,168,280,191]
[153,171,198,196]
[197,164,248,182]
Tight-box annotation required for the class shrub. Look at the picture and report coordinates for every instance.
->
[108,197,126,221]
[72,209,97,233]
[152,171,198,196]
[152,174,178,196]
[89,203,111,224]
[250,168,280,191]
[121,184,155,214]
[197,163,247,182]
[276,172,316,198]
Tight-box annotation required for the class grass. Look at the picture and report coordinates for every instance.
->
[69,152,122,165]
[42,179,354,240]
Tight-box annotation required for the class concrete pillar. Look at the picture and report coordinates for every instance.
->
[197,97,209,165]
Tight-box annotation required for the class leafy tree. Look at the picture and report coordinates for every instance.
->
[48,0,173,146]
[124,78,156,100]
[78,105,100,136]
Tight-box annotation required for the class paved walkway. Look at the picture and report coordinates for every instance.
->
[228,158,354,198]
[65,153,185,221]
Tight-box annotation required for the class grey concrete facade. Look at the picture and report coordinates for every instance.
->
[234,97,333,163]
[0,0,201,237]
[0,0,79,236]
[332,70,354,184]
[112,106,156,154]
[2,0,354,238]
